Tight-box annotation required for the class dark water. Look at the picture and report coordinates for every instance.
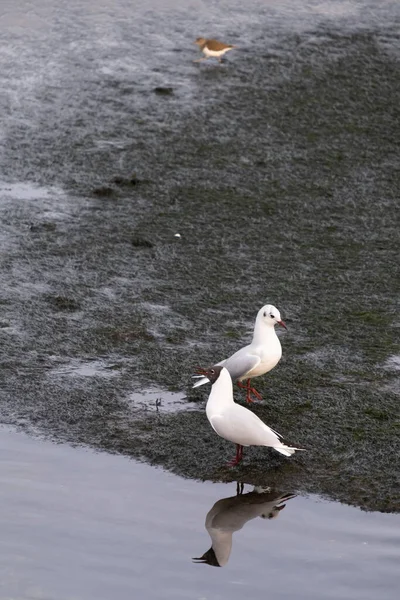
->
[0,1,399,597]
[0,427,398,600]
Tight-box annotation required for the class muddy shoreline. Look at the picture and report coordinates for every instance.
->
[1,3,399,513]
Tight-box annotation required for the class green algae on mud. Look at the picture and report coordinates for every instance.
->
[0,19,400,515]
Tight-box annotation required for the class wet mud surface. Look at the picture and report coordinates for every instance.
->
[0,1,399,513]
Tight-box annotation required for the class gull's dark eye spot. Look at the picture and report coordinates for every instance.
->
[210,369,215,374]
[270,314,275,319]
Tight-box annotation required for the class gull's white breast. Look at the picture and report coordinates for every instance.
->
[240,336,282,379]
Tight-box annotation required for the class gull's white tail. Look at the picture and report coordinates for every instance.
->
[274,445,304,457]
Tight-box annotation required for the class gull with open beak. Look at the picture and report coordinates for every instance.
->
[196,365,303,466]
[193,304,287,403]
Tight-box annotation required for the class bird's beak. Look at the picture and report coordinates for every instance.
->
[279,493,297,502]
[278,320,287,330]
[194,367,208,377]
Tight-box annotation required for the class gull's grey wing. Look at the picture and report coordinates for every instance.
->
[192,350,259,389]
[223,350,261,382]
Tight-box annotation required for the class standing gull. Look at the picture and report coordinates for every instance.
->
[196,365,303,466]
[194,38,237,63]
[193,304,286,403]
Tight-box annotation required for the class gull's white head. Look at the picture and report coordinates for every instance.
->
[256,304,287,330]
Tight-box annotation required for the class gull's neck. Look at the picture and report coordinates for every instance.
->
[209,530,232,567]
[251,322,277,346]
[206,369,234,413]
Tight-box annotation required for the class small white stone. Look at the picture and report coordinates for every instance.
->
[174,233,181,238]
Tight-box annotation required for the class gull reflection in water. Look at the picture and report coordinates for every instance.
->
[193,483,296,567]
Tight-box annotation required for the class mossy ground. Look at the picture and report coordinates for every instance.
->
[0,26,399,512]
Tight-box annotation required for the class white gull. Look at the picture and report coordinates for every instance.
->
[196,365,304,466]
[193,304,286,403]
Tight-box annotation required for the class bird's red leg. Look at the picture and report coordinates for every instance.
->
[237,380,254,403]
[249,384,262,401]
[246,379,263,402]
[238,380,262,403]
[246,378,253,403]
[227,444,243,467]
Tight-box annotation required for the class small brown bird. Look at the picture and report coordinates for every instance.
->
[194,37,237,63]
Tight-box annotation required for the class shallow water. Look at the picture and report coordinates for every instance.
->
[0,428,398,600]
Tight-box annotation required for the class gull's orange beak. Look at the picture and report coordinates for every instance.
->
[278,320,287,330]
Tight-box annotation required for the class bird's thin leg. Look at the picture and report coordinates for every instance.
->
[236,481,244,496]
[246,378,252,403]
[245,379,263,403]
[237,380,254,403]
[246,378,259,403]
[249,383,263,401]
[227,444,243,467]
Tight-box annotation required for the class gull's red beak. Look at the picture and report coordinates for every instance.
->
[278,320,287,330]
[195,367,208,377]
